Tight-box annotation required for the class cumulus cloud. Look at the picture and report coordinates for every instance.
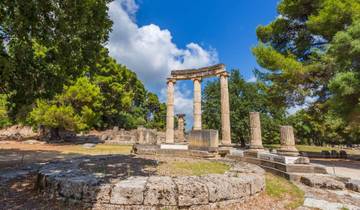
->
[160,84,194,130]
[107,0,218,91]
[107,0,218,128]
[247,76,257,83]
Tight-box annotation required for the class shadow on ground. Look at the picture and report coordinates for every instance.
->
[0,147,160,209]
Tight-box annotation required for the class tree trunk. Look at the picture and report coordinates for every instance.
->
[49,127,60,141]
[240,136,246,148]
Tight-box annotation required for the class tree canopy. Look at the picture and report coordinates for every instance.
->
[202,70,287,146]
[253,0,360,144]
[0,0,166,133]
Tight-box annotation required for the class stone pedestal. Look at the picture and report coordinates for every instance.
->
[278,126,299,156]
[193,78,202,130]
[220,73,231,145]
[165,79,175,143]
[249,112,264,151]
[188,129,219,152]
[176,114,186,142]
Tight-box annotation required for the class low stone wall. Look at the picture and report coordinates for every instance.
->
[36,157,265,210]
[89,127,185,145]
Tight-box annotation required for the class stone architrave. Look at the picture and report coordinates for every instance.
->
[165,79,176,143]
[176,114,186,141]
[220,73,231,145]
[193,78,202,130]
[278,126,299,156]
[249,112,264,150]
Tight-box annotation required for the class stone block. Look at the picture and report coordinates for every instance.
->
[200,174,233,202]
[83,184,111,203]
[143,176,177,206]
[110,176,148,205]
[160,144,188,150]
[346,179,360,192]
[174,176,209,206]
[300,175,345,190]
[188,129,219,151]
[226,176,251,198]
[229,149,244,157]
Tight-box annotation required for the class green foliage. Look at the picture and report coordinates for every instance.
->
[0,0,112,120]
[265,173,304,209]
[0,1,166,132]
[0,94,11,128]
[30,100,84,131]
[253,0,360,144]
[29,77,103,132]
[92,50,166,130]
[202,70,286,145]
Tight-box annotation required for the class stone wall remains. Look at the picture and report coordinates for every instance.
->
[36,158,265,210]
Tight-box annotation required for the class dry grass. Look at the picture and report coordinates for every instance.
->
[157,159,230,176]
[265,173,304,209]
[0,141,132,155]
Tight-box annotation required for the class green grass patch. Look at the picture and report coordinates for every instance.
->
[157,160,230,176]
[265,173,304,209]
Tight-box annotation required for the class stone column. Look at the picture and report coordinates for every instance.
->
[249,112,264,150]
[220,73,231,145]
[278,126,299,156]
[176,114,186,142]
[193,78,202,130]
[165,79,176,143]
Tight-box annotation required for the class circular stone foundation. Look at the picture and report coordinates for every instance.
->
[36,155,265,209]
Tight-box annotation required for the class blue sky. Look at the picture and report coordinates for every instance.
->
[136,0,279,79]
[107,0,280,129]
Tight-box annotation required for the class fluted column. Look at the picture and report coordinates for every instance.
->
[278,126,299,156]
[249,112,264,150]
[165,79,176,143]
[220,73,231,145]
[193,78,202,130]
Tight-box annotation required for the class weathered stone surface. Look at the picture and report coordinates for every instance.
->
[188,129,219,151]
[58,175,99,200]
[346,179,360,192]
[83,184,111,203]
[174,176,209,206]
[200,174,233,202]
[300,175,345,190]
[37,157,266,209]
[229,162,265,175]
[144,176,177,206]
[111,176,148,205]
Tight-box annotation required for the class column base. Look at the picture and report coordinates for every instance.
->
[277,146,299,157]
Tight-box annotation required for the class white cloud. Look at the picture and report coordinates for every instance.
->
[287,96,318,115]
[247,76,257,83]
[107,0,218,91]
[107,0,218,128]
[160,84,193,130]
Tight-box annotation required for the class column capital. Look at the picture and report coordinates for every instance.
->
[218,72,229,78]
[167,78,177,84]
[191,77,202,82]
[176,113,186,118]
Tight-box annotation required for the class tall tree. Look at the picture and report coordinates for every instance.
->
[253,0,360,143]
[202,70,286,146]
[0,0,112,121]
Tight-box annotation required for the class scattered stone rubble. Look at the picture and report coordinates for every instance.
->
[36,157,265,209]
[0,125,37,140]
[300,174,360,193]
